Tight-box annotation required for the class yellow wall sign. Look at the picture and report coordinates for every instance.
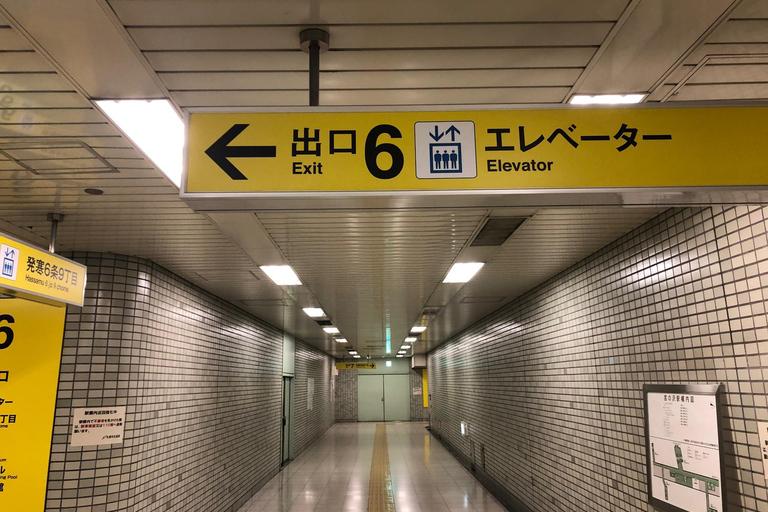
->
[336,362,376,370]
[0,233,86,307]
[185,107,768,194]
[0,298,66,511]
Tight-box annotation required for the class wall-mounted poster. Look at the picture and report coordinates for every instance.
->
[644,384,726,512]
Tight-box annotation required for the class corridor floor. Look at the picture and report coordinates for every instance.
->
[239,422,507,512]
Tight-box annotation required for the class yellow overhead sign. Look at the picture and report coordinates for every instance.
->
[336,362,376,370]
[185,107,768,195]
[0,298,67,511]
[0,233,86,307]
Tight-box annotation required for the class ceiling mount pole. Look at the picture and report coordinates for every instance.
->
[47,213,64,253]
[300,29,330,107]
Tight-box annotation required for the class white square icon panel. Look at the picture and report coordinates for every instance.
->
[414,121,477,179]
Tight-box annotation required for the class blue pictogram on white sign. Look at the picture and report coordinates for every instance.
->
[415,121,477,179]
[1,244,19,282]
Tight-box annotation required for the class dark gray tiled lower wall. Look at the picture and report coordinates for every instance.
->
[292,338,335,457]
[428,206,768,512]
[410,369,429,421]
[44,253,332,512]
[335,369,358,421]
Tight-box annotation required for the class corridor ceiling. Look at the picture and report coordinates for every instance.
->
[0,0,765,357]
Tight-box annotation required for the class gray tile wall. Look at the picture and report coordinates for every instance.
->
[44,253,332,512]
[428,206,768,512]
[292,338,335,457]
[410,369,429,421]
[335,368,358,421]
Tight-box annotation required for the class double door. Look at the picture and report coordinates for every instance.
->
[358,374,410,422]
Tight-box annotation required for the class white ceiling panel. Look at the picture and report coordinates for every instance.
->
[146,47,597,73]
[160,68,582,91]
[0,73,73,91]
[173,87,570,108]
[0,51,53,71]
[127,24,613,52]
[109,0,627,25]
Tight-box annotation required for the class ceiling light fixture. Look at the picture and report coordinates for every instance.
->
[353,355,361,358]
[443,262,485,283]
[96,99,184,187]
[411,326,427,333]
[404,337,417,342]
[323,327,340,334]
[302,307,324,318]
[400,345,409,350]
[569,94,645,105]
[335,338,347,343]
[396,354,404,358]
[397,350,407,355]
[260,265,302,286]
[349,350,358,355]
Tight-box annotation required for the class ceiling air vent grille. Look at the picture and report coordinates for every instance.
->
[471,217,526,247]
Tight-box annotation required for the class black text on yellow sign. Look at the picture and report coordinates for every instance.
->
[185,107,768,194]
[0,298,66,511]
[336,362,376,370]
[0,233,86,307]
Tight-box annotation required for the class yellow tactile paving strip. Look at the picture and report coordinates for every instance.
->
[367,423,396,512]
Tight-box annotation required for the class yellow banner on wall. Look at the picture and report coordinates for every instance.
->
[0,298,66,511]
[185,106,768,195]
[336,362,376,370]
[0,233,86,307]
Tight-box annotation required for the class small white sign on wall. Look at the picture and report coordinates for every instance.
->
[758,422,768,479]
[70,406,126,447]
[307,378,314,411]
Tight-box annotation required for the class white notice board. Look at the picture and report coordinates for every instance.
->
[644,384,725,512]
[70,406,126,447]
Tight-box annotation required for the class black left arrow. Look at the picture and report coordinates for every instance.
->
[205,124,277,180]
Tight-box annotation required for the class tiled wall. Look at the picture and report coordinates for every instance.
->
[428,206,768,512]
[45,253,333,512]
[292,338,335,456]
[409,369,429,421]
[335,368,358,421]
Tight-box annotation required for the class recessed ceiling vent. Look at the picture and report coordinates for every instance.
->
[471,217,526,247]
[315,320,333,326]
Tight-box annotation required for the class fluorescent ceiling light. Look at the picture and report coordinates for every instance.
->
[323,327,340,334]
[353,355,361,359]
[260,265,301,286]
[335,338,347,343]
[302,307,324,318]
[396,354,404,358]
[443,262,484,284]
[349,350,358,355]
[569,94,645,105]
[96,99,184,187]
[397,350,407,355]
[411,326,427,333]
[400,345,409,350]
[404,337,417,342]
[386,361,392,367]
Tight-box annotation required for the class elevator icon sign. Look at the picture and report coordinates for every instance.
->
[415,121,477,179]
[1,244,19,281]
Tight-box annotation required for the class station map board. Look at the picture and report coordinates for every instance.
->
[644,384,726,512]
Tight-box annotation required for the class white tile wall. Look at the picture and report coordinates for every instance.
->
[429,206,768,512]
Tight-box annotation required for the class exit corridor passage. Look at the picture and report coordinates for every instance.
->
[239,423,506,512]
